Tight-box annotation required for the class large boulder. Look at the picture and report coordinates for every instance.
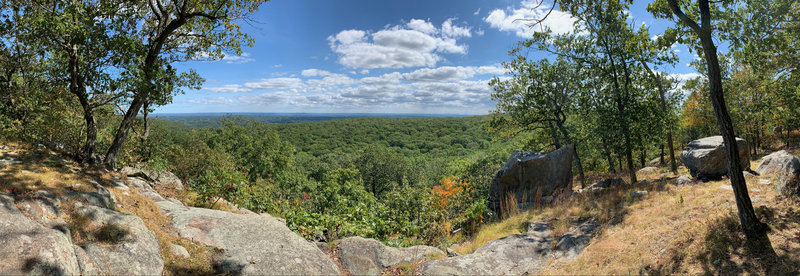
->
[0,195,81,275]
[488,144,574,216]
[421,221,597,275]
[157,200,339,275]
[121,166,183,190]
[73,205,164,276]
[680,136,750,180]
[336,236,444,275]
[756,150,800,196]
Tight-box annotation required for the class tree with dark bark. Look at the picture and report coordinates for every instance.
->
[104,0,267,168]
[649,0,767,239]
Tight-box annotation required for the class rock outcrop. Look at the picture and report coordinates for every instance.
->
[421,220,597,275]
[0,195,81,275]
[121,166,184,190]
[756,150,800,196]
[680,136,750,180]
[74,205,164,276]
[488,144,574,216]
[336,236,444,275]
[589,178,627,191]
[157,200,339,275]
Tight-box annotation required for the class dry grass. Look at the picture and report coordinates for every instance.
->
[112,187,218,276]
[541,160,800,274]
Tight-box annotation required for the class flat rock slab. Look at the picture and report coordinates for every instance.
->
[337,236,444,275]
[421,221,597,275]
[0,195,81,275]
[75,205,164,276]
[157,200,339,275]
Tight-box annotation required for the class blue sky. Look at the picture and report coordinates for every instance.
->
[159,0,701,115]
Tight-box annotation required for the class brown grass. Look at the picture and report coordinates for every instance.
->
[112,187,218,276]
[541,160,800,274]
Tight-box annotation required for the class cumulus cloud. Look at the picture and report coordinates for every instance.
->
[238,92,291,104]
[205,84,252,93]
[243,77,305,92]
[328,18,472,69]
[485,0,576,37]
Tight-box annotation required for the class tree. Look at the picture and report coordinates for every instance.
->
[355,145,407,197]
[649,0,767,239]
[104,0,267,168]
[489,57,587,187]
[24,0,140,164]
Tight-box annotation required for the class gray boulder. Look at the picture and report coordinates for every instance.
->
[121,166,183,190]
[488,144,574,216]
[680,136,750,180]
[676,176,692,186]
[74,205,164,276]
[337,236,444,275]
[157,200,339,275]
[589,178,627,191]
[62,181,117,209]
[126,177,165,201]
[756,150,800,196]
[421,221,597,275]
[0,195,81,275]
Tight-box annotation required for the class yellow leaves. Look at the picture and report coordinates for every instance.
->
[430,176,470,210]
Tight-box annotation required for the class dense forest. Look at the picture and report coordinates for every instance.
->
[2,0,800,249]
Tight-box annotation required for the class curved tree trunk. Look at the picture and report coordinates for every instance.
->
[67,47,97,164]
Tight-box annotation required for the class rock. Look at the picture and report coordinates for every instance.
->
[755,150,800,196]
[337,236,444,275]
[648,157,663,167]
[590,178,627,190]
[554,220,599,259]
[446,248,460,257]
[743,171,755,177]
[126,177,164,201]
[110,177,130,190]
[121,166,183,190]
[680,136,750,181]
[631,190,648,198]
[62,182,116,209]
[720,185,733,191]
[74,205,164,276]
[676,176,692,186]
[157,200,338,275]
[16,190,63,225]
[759,179,772,185]
[638,166,659,173]
[488,144,574,216]
[422,221,556,275]
[0,156,21,166]
[171,244,191,258]
[0,195,81,275]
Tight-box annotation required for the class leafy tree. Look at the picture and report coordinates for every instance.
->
[649,0,767,239]
[489,57,587,187]
[104,0,267,168]
[355,145,407,197]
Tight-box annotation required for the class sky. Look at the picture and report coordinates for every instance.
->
[159,0,702,115]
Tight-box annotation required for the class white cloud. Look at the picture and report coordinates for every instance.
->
[360,69,369,74]
[243,77,305,92]
[485,0,576,37]
[221,53,255,64]
[328,19,472,69]
[301,69,334,77]
[238,92,291,104]
[407,19,437,34]
[205,84,252,93]
[474,8,481,16]
[442,18,472,38]
[188,97,234,104]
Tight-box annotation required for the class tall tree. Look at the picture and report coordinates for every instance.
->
[24,0,140,163]
[649,0,767,239]
[104,0,267,168]
[489,57,587,188]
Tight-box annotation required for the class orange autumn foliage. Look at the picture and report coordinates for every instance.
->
[431,176,470,209]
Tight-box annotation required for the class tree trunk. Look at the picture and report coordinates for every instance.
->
[602,138,616,173]
[639,60,678,173]
[694,12,765,238]
[105,96,144,168]
[67,47,97,164]
[660,143,665,166]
